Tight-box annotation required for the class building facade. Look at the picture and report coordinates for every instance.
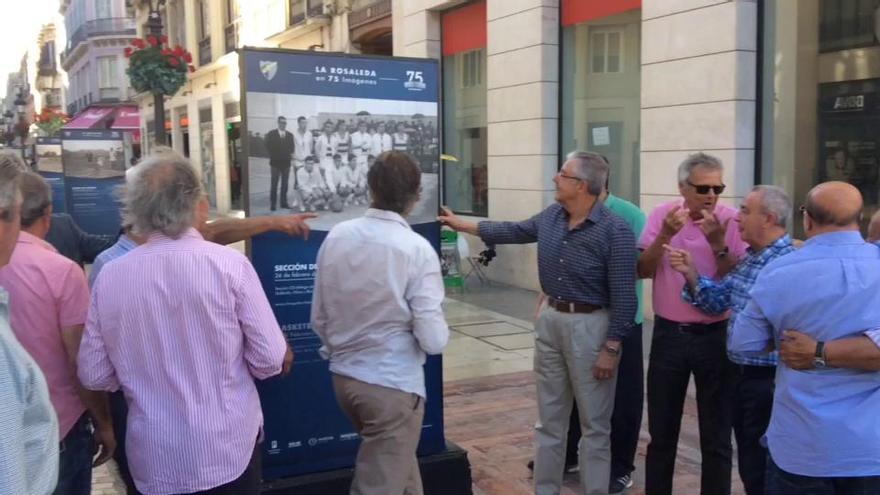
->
[35,24,66,113]
[60,0,137,117]
[393,0,880,297]
[133,0,392,214]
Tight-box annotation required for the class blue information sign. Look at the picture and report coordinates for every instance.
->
[240,48,443,480]
[36,137,67,214]
[61,129,125,236]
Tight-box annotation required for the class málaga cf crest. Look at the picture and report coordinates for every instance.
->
[260,61,278,81]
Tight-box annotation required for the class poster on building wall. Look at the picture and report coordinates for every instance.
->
[61,129,125,236]
[240,48,442,481]
[36,137,66,214]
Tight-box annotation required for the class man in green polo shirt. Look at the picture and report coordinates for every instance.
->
[531,165,646,494]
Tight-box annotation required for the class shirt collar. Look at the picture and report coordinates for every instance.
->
[804,230,866,246]
[364,208,411,230]
[147,227,204,244]
[17,230,57,253]
[116,234,138,251]
[748,233,793,258]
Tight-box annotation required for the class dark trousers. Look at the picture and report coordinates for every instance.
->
[270,163,291,209]
[728,363,775,495]
[645,317,732,495]
[566,323,644,478]
[186,439,262,494]
[765,455,880,495]
[109,391,140,495]
[54,414,93,495]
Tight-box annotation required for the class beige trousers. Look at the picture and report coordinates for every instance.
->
[332,374,425,495]
[533,308,617,495]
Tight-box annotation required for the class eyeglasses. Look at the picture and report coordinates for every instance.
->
[686,180,725,195]
[557,171,585,182]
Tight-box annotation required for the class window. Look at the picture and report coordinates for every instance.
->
[198,0,211,40]
[461,49,483,88]
[590,28,624,74]
[761,0,880,236]
[96,0,112,19]
[442,1,488,217]
[561,9,640,203]
[97,56,117,88]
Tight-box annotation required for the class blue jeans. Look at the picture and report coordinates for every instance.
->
[54,414,93,495]
[766,455,880,494]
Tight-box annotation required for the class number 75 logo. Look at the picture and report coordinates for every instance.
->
[406,71,424,83]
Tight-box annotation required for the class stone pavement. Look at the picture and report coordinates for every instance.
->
[91,281,746,495]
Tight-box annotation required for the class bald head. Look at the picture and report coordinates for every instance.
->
[804,181,862,228]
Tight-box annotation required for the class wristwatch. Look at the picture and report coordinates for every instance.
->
[813,341,827,368]
[714,246,730,260]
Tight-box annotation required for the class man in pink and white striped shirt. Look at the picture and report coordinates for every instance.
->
[78,151,292,495]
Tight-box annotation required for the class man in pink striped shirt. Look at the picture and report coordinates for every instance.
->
[78,151,292,495]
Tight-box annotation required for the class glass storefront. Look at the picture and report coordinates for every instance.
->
[441,1,488,217]
[560,4,641,204]
[761,0,880,235]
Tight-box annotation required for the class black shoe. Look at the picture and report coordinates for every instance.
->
[280,204,290,209]
[270,206,277,211]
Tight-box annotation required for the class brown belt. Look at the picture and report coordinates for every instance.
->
[548,300,602,314]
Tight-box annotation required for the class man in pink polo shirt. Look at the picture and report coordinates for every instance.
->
[0,172,115,495]
[638,152,747,495]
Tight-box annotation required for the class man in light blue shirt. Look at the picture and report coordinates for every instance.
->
[731,181,880,493]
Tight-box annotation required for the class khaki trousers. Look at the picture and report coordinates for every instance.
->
[332,374,425,495]
[533,308,617,495]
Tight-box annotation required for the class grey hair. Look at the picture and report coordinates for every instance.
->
[677,152,723,185]
[20,172,52,228]
[122,148,203,238]
[0,151,25,222]
[565,150,608,196]
[752,185,791,228]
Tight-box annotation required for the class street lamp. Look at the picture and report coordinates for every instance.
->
[146,0,168,146]
[14,89,28,148]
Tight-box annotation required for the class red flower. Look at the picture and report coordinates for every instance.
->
[167,56,180,67]
[132,38,146,49]
[147,35,158,47]
[124,47,133,58]
[161,48,172,56]
[160,35,168,44]
[183,52,192,63]
[173,45,185,57]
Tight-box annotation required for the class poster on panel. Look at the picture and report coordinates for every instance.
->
[240,48,443,481]
[36,137,67,214]
[61,129,125,236]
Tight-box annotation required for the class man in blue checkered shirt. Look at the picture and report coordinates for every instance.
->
[664,185,795,495]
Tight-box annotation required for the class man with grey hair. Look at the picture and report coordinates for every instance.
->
[439,150,637,495]
[77,151,293,494]
[0,152,60,494]
[0,172,115,495]
[638,152,747,495]
[665,185,795,494]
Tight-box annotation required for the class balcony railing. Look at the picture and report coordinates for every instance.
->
[349,0,391,28]
[198,38,212,66]
[99,87,121,101]
[224,21,239,53]
[66,17,137,54]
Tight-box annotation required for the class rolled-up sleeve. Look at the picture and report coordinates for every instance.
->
[478,212,541,245]
[235,259,288,380]
[77,281,120,392]
[865,328,880,348]
[681,275,732,316]
[407,245,449,355]
[607,224,637,340]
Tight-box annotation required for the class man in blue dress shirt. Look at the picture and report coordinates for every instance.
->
[731,181,880,493]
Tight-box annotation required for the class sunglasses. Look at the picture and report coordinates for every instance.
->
[687,180,725,195]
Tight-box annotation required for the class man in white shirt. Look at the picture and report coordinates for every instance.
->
[292,116,313,171]
[371,122,392,158]
[336,155,365,206]
[315,122,337,194]
[351,121,371,170]
[296,156,329,212]
[312,151,449,495]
